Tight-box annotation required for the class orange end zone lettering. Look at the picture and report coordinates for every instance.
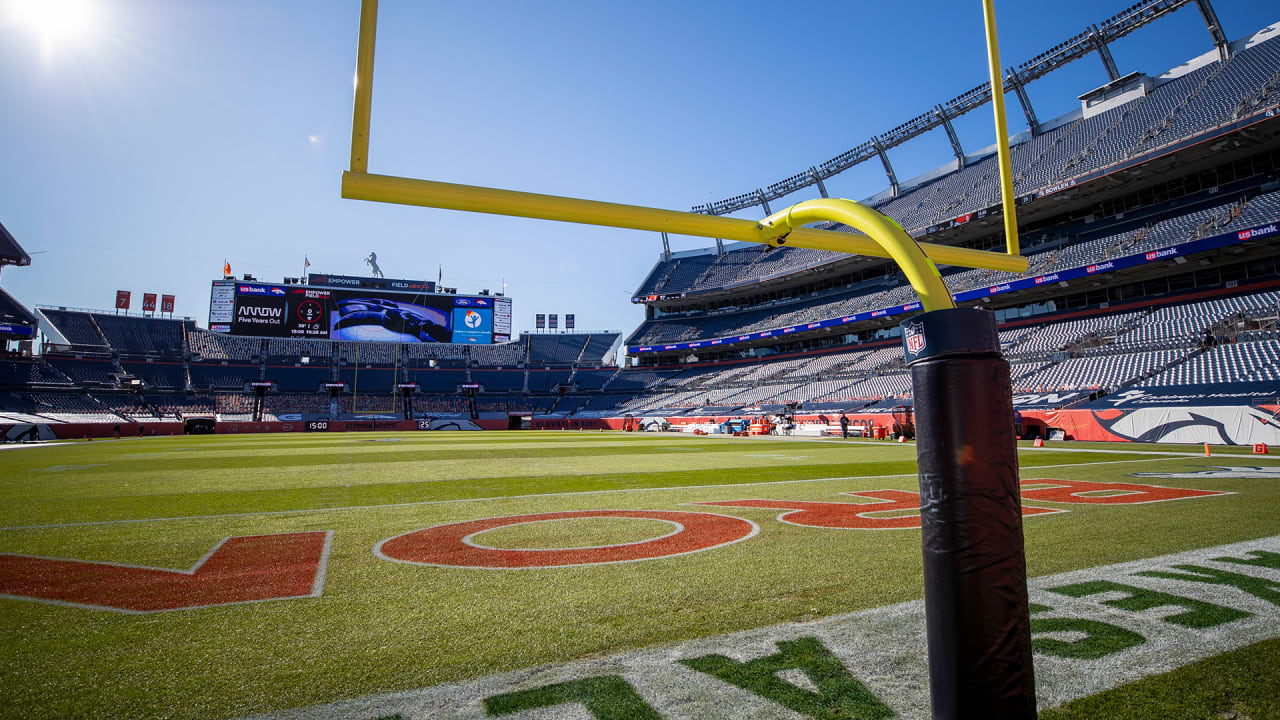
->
[1019,479,1231,504]
[696,490,1061,530]
[0,531,332,613]
[375,510,757,568]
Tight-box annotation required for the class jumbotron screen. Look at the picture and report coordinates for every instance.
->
[208,279,512,344]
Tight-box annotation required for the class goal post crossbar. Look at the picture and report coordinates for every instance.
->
[341,0,1027,312]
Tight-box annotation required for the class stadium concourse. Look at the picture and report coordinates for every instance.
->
[4,18,1280,445]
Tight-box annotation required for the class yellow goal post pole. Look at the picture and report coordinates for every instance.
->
[982,0,1021,257]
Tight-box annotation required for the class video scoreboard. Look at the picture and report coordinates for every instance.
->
[209,275,512,345]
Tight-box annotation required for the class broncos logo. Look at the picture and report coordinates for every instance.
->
[1092,407,1280,445]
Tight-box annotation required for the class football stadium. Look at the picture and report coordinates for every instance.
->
[2,0,1280,718]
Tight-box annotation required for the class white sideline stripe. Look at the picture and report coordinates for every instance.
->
[0,442,75,451]
[0,456,1181,532]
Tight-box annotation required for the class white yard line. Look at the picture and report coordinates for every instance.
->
[244,536,1280,720]
[0,456,1181,532]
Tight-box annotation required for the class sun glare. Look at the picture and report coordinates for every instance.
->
[7,0,96,55]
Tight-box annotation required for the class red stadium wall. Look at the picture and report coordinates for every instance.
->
[38,423,187,439]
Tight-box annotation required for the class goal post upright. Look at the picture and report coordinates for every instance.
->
[339,0,1036,716]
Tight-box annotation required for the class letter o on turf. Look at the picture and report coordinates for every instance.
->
[375,510,758,568]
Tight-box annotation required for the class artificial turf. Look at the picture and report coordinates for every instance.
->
[0,431,1276,719]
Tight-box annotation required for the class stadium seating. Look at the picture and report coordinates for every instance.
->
[121,360,187,389]
[471,369,525,392]
[1013,349,1189,393]
[188,362,259,390]
[527,369,573,393]
[42,356,117,386]
[527,334,590,366]
[91,313,187,354]
[269,365,332,392]
[0,358,70,387]
[470,341,526,367]
[338,366,398,392]
[1114,291,1280,349]
[188,330,263,360]
[95,393,163,420]
[409,368,469,392]
[25,392,124,423]
[147,394,215,419]
[1141,339,1280,386]
[39,309,107,348]
[265,337,331,360]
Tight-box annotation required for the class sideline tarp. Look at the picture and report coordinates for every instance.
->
[1022,404,1280,445]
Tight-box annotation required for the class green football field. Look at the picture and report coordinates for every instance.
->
[1,431,1277,719]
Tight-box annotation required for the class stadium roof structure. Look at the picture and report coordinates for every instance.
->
[0,220,31,268]
[691,0,1234,217]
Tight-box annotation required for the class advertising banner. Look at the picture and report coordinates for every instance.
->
[493,297,512,343]
[306,274,435,293]
[451,307,492,344]
[209,282,235,330]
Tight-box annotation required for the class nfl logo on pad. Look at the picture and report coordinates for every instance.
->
[905,322,926,355]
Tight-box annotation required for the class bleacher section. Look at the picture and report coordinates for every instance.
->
[1141,340,1280,386]
[471,369,525,392]
[630,187,1280,350]
[121,360,186,389]
[188,362,259,390]
[269,365,331,392]
[599,286,1280,415]
[188,330,262,360]
[338,366,398,392]
[526,335,584,366]
[38,309,107,348]
[42,356,117,386]
[91,314,187,355]
[0,358,69,387]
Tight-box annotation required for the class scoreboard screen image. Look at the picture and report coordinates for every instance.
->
[211,280,512,345]
[329,292,451,343]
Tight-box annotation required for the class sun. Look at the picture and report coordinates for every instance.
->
[7,0,96,54]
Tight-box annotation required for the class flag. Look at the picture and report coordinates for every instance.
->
[223,260,231,277]
[304,256,310,268]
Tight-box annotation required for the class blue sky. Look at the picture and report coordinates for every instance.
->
[1,0,1276,340]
